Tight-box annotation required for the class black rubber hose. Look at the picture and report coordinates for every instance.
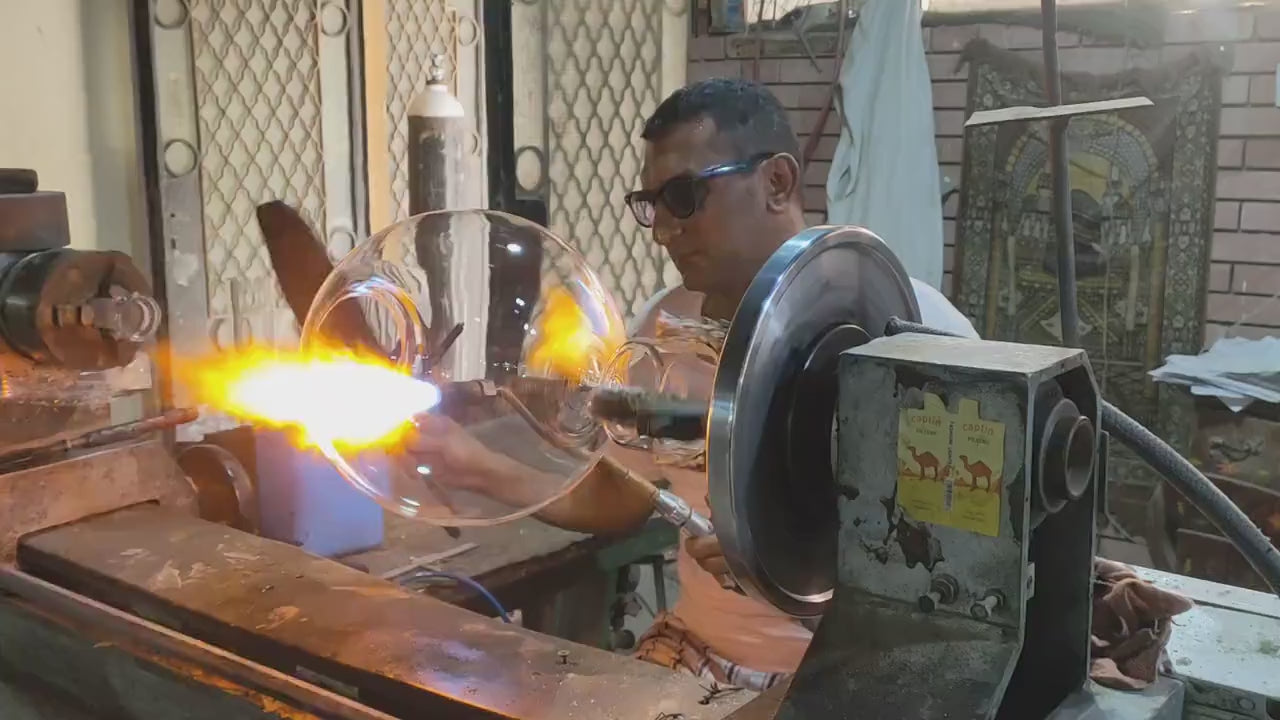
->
[884,317,1280,596]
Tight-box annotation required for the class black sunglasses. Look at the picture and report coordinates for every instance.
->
[625,153,777,228]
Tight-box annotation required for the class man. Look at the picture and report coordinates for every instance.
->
[616,77,978,688]
[410,78,976,692]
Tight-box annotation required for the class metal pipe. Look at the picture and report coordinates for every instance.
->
[0,408,198,470]
[1041,0,1082,348]
[652,488,716,539]
[603,456,737,590]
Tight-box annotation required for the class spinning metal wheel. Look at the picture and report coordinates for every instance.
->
[707,226,921,618]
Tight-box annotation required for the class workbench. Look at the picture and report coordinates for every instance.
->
[343,513,679,650]
[194,426,681,652]
[4,503,742,720]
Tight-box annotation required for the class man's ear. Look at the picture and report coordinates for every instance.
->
[763,153,801,213]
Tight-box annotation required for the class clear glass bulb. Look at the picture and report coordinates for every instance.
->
[600,334,716,468]
[300,209,627,525]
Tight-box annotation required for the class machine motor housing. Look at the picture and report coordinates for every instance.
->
[778,334,1100,720]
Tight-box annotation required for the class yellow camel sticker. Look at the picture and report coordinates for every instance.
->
[897,392,1005,537]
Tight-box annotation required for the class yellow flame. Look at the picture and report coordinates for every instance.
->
[526,287,624,384]
[181,347,440,448]
[178,286,617,448]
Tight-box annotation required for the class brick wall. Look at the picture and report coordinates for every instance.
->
[688,7,1280,344]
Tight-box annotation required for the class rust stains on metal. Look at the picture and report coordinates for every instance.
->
[17,505,748,720]
[0,439,194,564]
[894,518,945,572]
[153,654,323,720]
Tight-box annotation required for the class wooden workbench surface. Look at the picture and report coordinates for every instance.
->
[15,505,735,720]
[345,514,590,580]
[340,512,676,634]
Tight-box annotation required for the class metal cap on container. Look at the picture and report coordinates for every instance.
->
[408,54,465,119]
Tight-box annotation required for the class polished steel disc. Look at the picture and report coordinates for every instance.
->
[707,226,920,618]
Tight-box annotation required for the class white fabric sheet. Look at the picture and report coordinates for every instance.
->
[825,0,945,290]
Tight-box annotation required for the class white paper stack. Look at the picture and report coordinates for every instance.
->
[1149,336,1280,413]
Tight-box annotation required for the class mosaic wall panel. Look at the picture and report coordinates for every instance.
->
[953,40,1222,496]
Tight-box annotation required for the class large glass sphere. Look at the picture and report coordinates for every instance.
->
[300,209,627,525]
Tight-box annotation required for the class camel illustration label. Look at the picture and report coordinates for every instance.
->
[897,392,1006,537]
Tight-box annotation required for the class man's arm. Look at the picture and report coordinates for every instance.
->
[462,449,655,536]
[531,457,655,536]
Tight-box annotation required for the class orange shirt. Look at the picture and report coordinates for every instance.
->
[609,286,811,674]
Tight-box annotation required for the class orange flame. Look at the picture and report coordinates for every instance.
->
[526,286,625,384]
[179,346,440,448]
[178,287,619,448]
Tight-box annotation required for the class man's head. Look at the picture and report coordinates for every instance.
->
[630,78,806,301]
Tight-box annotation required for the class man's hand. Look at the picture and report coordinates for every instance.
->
[686,533,744,595]
[685,535,729,577]
[405,413,514,494]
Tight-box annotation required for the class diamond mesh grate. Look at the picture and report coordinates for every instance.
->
[385,0,460,221]
[543,0,677,317]
[189,0,327,322]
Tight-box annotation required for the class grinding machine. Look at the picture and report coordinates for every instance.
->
[0,168,162,431]
[0,171,1277,719]
[0,173,748,719]
[702,226,1280,720]
[0,169,192,560]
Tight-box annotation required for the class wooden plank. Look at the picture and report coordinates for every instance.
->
[1167,474,1280,549]
[347,514,590,581]
[344,513,675,624]
[1192,400,1280,493]
[16,505,745,720]
[1175,529,1273,593]
[344,514,604,621]
[375,542,479,580]
[0,589,344,719]
[0,439,194,563]
[0,568,395,719]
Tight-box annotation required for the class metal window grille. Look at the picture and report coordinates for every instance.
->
[190,1,327,324]
[515,0,682,318]
[142,0,364,437]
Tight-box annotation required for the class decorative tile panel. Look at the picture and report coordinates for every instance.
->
[540,0,682,316]
[189,0,327,331]
[146,0,364,439]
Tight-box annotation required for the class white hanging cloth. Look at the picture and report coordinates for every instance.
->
[825,0,944,290]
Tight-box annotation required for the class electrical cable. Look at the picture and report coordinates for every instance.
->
[404,570,512,623]
[883,317,1280,597]
[1100,404,1280,596]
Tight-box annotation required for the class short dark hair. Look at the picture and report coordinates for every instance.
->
[641,78,801,160]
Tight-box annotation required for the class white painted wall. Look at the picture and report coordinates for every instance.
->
[1,1,151,421]
[0,0,148,264]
